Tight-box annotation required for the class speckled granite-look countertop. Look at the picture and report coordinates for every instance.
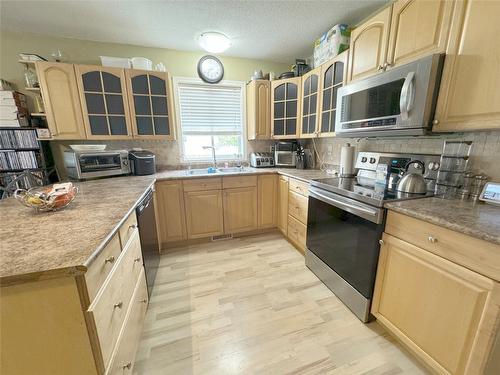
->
[385,197,500,246]
[0,168,333,285]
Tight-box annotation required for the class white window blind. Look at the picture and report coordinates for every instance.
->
[174,78,245,162]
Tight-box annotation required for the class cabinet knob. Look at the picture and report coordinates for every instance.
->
[428,236,438,244]
[432,119,439,125]
[383,62,392,69]
[122,362,132,370]
[104,256,115,264]
[134,257,142,263]
[378,65,385,71]
[129,224,138,229]
[114,301,123,309]
[140,298,148,304]
[378,239,385,246]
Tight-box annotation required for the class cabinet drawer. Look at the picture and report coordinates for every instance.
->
[222,175,257,189]
[183,177,222,192]
[88,229,143,368]
[289,178,309,197]
[119,212,138,248]
[385,211,500,282]
[288,191,308,224]
[85,232,122,303]
[106,269,148,375]
[288,214,307,253]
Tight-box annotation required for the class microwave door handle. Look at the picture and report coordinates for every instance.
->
[400,71,415,121]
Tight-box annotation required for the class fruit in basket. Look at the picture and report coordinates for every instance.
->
[15,182,78,212]
[27,196,43,206]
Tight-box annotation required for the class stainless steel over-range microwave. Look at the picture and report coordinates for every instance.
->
[335,54,445,137]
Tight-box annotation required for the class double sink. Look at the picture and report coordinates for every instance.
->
[185,166,253,175]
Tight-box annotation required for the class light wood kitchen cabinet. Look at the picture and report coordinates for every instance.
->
[347,5,392,82]
[257,174,278,229]
[35,61,86,139]
[271,77,301,139]
[299,67,321,138]
[223,186,258,234]
[433,0,500,132]
[155,180,187,245]
[184,189,224,239]
[125,69,175,140]
[318,52,347,137]
[278,175,289,235]
[287,214,307,254]
[386,0,454,68]
[75,65,132,139]
[247,80,271,140]
[373,233,500,374]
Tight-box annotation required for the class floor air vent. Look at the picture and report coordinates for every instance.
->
[212,234,233,241]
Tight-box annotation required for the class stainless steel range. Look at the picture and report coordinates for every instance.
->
[305,151,441,322]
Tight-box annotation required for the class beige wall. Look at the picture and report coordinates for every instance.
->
[0,31,289,177]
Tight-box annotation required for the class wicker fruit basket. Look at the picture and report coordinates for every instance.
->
[14,182,78,212]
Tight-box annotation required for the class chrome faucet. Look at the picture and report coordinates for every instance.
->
[202,146,217,169]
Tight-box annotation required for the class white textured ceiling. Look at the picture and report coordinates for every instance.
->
[0,0,388,63]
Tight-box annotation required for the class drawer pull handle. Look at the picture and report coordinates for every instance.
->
[104,256,115,264]
[129,224,138,230]
[134,257,142,263]
[114,301,123,309]
[379,239,385,246]
[428,236,438,244]
[123,362,132,370]
[140,298,148,304]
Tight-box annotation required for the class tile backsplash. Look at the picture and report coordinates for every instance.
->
[307,131,500,180]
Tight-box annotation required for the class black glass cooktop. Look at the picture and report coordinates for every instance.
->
[310,176,434,208]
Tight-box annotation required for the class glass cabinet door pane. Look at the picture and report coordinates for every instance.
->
[286,101,297,118]
[286,83,297,99]
[322,88,331,111]
[109,116,128,135]
[286,119,296,134]
[304,77,311,96]
[132,75,149,94]
[136,117,154,135]
[324,66,333,88]
[310,114,316,132]
[310,94,317,113]
[334,62,344,85]
[154,117,169,135]
[149,76,166,95]
[82,71,102,92]
[105,94,125,114]
[274,120,284,135]
[274,84,286,101]
[134,95,151,115]
[302,96,310,116]
[102,72,122,93]
[332,87,339,110]
[330,110,337,131]
[274,102,284,118]
[311,75,319,92]
[321,112,330,133]
[151,96,168,115]
[302,116,309,133]
[89,116,108,135]
[85,93,106,114]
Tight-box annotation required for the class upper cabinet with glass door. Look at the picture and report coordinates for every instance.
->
[318,52,347,137]
[271,77,301,139]
[75,65,132,139]
[299,67,320,138]
[125,70,175,140]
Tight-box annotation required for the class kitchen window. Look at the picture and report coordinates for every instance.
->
[173,77,246,163]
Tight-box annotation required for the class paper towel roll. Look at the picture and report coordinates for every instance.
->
[340,143,355,177]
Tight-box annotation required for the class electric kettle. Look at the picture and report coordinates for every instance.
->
[396,160,427,194]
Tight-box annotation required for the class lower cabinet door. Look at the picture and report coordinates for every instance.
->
[372,233,500,375]
[106,269,148,375]
[278,176,289,235]
[184,190,224,239]
[257,174,278,229]
[223,186,258,234]
[155,181,187,244]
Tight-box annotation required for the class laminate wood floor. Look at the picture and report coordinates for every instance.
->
[134,232,428,375]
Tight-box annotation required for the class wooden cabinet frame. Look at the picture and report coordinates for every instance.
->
[246,80,271,140]
[271,77,302,139]
[298,67,321,138]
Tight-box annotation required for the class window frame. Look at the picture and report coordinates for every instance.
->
[172,76,247,164]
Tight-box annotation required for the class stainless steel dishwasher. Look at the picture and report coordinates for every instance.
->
[136,187,160,298]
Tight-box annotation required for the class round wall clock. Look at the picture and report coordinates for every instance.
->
[197,55,224,84]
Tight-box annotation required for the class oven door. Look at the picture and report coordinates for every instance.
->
[306,187,385,299]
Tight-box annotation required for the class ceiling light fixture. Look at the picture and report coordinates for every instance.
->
[198,32,231,54]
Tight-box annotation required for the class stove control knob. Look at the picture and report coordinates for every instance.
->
[369,157,376,164]
[361,157,368,163]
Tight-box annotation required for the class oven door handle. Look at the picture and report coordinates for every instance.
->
[400,71,415,121]
[309,190,383,224]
